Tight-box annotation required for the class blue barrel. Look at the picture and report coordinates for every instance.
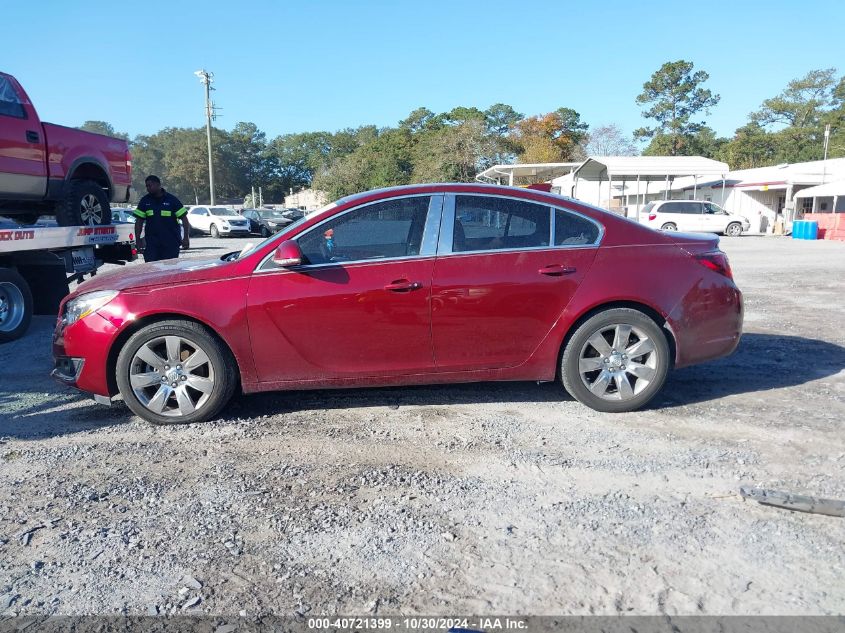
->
[805,221,818,240]
[792,220,805,239]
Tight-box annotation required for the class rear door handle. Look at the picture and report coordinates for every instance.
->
[384,279,423,292]
[539,265,576,276]
[26,130,40,143]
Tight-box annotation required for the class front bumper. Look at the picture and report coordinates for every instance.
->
[219,226,250,235]
[52,312,118,397]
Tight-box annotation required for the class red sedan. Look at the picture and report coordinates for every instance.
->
[52,184,743,424]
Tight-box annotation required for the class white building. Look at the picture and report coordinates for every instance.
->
[669,158,845,231]
[284,188,328,211]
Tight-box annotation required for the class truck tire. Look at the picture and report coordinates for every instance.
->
[55,180,112,227]
[0,268,33,343]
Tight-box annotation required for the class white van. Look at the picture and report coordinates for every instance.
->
[640,200,750,236]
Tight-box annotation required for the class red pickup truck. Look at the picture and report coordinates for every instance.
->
[0,72,133,226]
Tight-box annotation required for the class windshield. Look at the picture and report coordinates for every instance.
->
[210,208,238,216]
[259,210,285,218]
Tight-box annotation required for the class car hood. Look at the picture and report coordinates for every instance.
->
[70,256,233,297]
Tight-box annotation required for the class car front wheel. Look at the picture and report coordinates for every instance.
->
[561,308,670,413]
[116,320,237,424]
[725,222,743,237]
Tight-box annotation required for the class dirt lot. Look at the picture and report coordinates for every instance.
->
[1,235,844,617]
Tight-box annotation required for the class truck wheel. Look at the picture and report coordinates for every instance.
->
[116,320,238,425]
[15,214,41,226]
[0,269,33,344]
[56,180,112,226]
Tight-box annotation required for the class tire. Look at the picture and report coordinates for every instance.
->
[660,222,678,232]
[0,268,33,344]
[55,179,112,226]
[14,214,40,226]
[210,224,220,239]
[260,225,270,238]
[561,308,670,413]
[725,222,743,237]
[116,319,238,425]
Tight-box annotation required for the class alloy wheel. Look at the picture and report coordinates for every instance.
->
[128,335,215,418]
[577,323,659,401]
[80,194,103,225]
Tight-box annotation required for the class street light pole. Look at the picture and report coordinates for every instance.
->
[194,69,216,205]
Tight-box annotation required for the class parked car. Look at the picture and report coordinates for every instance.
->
[53,183,743,425]
[0,72,132,226]
[241,208,293,237]
[281,208,306,222]
[186,206,250,237]
[640,200,750,236]
[111,208,135,223]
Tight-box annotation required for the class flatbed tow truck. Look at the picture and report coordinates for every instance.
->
[0,220,136,342]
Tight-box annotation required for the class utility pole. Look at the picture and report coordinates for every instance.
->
[822,124,831,185]
[259,186,263,207]
[194,69,216,205]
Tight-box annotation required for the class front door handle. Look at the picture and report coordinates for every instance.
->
[384,279,423,292]
[539,265,577,276]
[26,130,40,143]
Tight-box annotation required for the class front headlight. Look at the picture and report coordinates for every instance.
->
[63,290,119,327]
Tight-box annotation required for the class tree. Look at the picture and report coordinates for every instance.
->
[512,108,588,162]
[411,119,497,183]
[78,120,129,140]
[751,68,837,129]
[716,123,779,169]
[399,107,438,133]
[715,68,845,166]
[585,124,638,156]
[634,60,720,155]
[484,103,523,137]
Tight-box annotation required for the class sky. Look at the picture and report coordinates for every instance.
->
[3,0,843,143]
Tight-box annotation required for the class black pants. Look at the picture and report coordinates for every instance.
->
[143,241,180,262]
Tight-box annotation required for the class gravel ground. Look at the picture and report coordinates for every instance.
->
[1,235,844,617]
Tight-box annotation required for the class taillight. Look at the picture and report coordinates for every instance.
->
[648,212,657,221]
[696,250,733,279]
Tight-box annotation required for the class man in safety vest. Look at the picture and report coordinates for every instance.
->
[133,175,191,262]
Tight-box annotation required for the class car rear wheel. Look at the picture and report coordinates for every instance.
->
[561,308,670,413]
[116,320,237,424]
[660,222,677,231]
[210,224,220,238]
[260,225,271,238]
[726,222,743,237]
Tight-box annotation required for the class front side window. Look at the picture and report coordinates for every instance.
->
[704,202,726,215]
[554,209,600,246]
[453,195,550,253]
[0,76,26,119]
[297,196,430,265]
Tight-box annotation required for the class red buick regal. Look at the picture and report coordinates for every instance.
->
[52,184,742,425]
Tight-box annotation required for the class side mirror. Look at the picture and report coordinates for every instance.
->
[272,240,304,267]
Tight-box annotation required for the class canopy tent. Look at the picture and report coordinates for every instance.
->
[572,156,729,209]
[475,163,579,186]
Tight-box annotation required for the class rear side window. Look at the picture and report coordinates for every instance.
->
[661,202,700,214]
[641,202,656,214]
[0,76,26,119]
[554,209,600,246]
[453,195,550,252]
